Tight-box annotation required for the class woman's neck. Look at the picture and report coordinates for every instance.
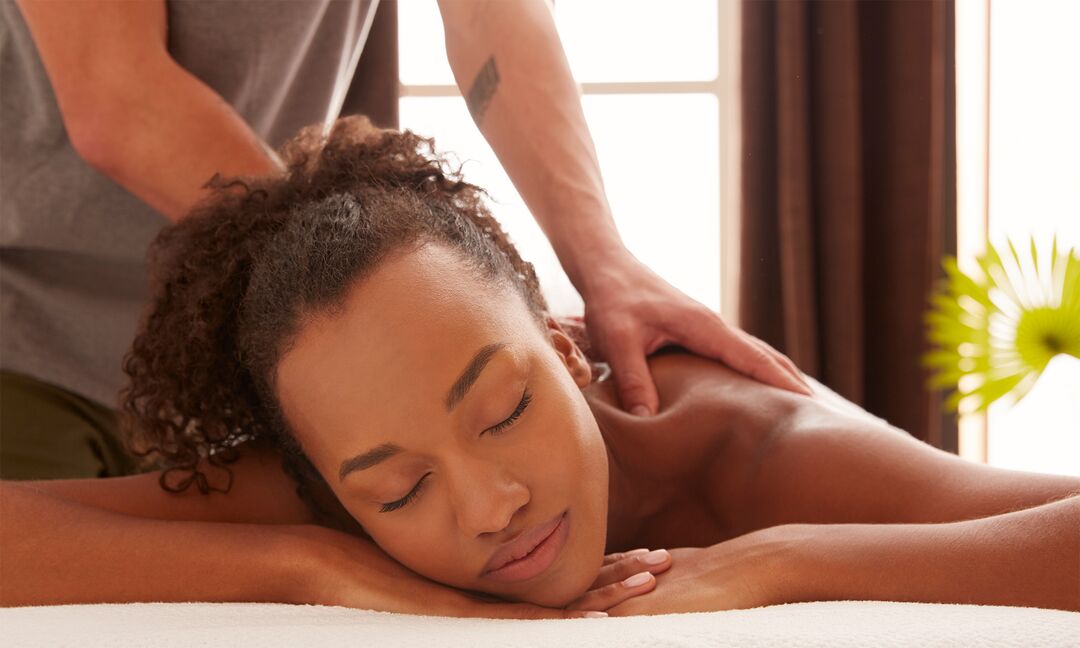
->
[584,351,799,551]
[590,394,687,552]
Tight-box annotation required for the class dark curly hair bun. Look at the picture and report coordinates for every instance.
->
[120,116,548,530]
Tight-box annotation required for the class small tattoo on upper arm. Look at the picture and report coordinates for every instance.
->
[466,56,500,125]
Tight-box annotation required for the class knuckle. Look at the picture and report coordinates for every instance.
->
[599,581,627,601]
[602,318,638,341]
[614,369,651,394]
[606,562,634,583]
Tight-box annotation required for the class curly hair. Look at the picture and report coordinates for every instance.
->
[120,116,554,533]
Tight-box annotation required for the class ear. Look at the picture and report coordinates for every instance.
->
[544,316,593,389]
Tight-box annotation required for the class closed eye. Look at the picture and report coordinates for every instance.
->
[485,389,532,436]
[379,472,431,513]
[378,389,533,513]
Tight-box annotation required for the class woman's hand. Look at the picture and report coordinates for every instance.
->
[290,524,667,619]
[578,252,810,417]
[606,528,795,616]
[563,548,673,611]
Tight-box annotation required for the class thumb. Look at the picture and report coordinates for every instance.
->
[605,335,660,417]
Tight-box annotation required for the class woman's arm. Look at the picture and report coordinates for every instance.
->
[609,494,1079,615]
[0,480,598,618]
[784,493,1080,611]
[0,481,308,606]
[12,442,315,525]
[722,395,1080,534]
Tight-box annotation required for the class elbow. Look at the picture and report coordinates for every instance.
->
[62,101,127,176]
[54,59,164,177]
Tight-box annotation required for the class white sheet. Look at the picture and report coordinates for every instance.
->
[4,601,1078,647]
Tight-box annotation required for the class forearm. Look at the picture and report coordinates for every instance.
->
[68,54,281,222]
[16,0,281,223]
[0,482,307,606]
[785,494,1080,611]
[439,0,626,291]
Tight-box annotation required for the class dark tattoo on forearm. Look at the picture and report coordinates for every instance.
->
[466,57,500,125]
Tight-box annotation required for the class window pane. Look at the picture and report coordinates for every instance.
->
[555,0,719,83]
[984,0,1080,476]
[400,94,721,315]
[582,94,720,311]
[987,356,1080,477]
[399,0,456,86]
[399,0,720,86]
[400,96,585,315]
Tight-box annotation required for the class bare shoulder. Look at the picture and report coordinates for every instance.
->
[585,349,805,540]
[589,348,802,418]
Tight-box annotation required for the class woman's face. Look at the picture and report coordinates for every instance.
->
[275,243,610,607]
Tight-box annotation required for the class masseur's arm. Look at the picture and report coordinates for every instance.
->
[784,494,1080,611]
[15,0,282,223]
[437,0,810,415]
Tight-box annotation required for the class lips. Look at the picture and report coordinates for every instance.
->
[481,511,568,580]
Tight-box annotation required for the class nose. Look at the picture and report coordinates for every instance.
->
[448,455,531,538]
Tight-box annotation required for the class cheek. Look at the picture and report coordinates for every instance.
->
[525,380,609,604]
[361,510,476,588]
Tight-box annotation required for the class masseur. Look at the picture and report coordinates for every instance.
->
[1,0,805,481]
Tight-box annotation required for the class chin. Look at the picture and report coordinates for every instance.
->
[519,533,608,608]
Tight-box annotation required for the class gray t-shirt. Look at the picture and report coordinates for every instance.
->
[0,0,377,407]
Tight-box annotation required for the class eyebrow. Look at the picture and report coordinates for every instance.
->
[338,443,402,482]
[444,342,507,412]
[338,342,509,482]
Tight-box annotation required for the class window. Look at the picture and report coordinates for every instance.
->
[956,0,1080,476]
[397,0,737,317]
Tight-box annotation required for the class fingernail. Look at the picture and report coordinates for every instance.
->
[584,611,608,618]
[624,548,650,556]
[630,405,651,417]
[642,549,669,565]
[622,571,651,587]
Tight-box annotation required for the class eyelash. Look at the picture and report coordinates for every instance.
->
[377,389,534,513]
[379,473,430,513]
[485,389,533,436]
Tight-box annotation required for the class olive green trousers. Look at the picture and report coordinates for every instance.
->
[0,371,139,480]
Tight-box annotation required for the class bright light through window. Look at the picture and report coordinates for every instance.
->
[958,0,1080,476]
[398,1,728,317]
[554,1,719,83]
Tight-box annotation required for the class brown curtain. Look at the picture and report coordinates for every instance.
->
[740,0,957,450]
[341,0,400,129]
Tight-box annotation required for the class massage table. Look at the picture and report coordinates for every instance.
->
[4,600,1078,647]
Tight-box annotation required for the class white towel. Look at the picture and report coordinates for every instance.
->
[3,601,1078,647]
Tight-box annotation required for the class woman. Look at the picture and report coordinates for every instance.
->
[2,118,1078,615]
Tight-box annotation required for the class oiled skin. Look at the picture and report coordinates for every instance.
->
[582,350,1080,554]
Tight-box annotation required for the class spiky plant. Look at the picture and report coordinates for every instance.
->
[924,236,1080,413]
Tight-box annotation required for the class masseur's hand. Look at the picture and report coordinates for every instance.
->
[563,548,673,612]
[581,252,810,416]
[606,528,794,616]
